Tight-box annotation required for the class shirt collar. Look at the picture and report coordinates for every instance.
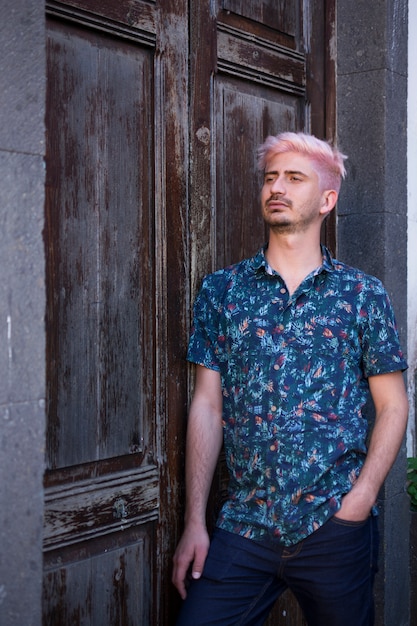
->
[251,244,336,275]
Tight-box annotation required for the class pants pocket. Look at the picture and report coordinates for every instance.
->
[330,515,369,528]
[201,529,237,582]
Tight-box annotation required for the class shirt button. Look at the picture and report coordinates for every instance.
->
[271,405,277,411]
[280,288,286,294]
[273,364,279,370]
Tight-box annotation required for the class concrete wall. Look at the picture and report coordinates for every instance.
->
[337,1,409,624]
[0,1,46,625]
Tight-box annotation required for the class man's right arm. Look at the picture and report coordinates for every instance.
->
[172,365,224,599]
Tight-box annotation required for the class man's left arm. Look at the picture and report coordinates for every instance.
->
[335,370,409,521]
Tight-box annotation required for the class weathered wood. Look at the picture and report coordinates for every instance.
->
[154,1,190,624]
[222,0,297,35]
[43,525,153,626]
[45,18,155,468]
[214,83,299,270]
[46,0,156,44]
[306,0,337,253]
[189,0,217,295]
[44,465,159,549]
[44,4,160,625]
[219,1,298,49]
[217,25,305,93]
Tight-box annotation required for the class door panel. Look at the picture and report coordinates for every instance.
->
[222,0,297,35]
[214,81,301,268]
[43,525,153,626]
[45,19,155,468]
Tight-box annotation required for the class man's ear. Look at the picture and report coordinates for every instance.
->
[320,189,338,217]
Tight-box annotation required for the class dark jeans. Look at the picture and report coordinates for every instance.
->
[176,516,379,626]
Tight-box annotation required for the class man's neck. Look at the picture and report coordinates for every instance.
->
[265,233,323,296]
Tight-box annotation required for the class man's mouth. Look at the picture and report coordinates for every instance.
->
[267,198,290,209]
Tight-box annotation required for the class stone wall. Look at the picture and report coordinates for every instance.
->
[0,1,46,625]
[337,1,409,624]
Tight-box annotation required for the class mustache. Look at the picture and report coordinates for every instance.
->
[267,195,292,207]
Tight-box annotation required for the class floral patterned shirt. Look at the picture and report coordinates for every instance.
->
[187,245,407,546]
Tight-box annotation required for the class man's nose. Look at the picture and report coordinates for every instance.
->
[270,176,285,195]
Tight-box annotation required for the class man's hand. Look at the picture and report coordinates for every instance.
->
[335,371,408,523]
[334,486,374,522]
[172,522,210,599]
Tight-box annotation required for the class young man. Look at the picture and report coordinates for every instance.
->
[172,132,409,626]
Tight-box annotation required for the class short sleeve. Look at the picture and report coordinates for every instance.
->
[187,277,222,371]
[360,286,407,377]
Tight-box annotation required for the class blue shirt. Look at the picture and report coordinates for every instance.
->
[187,246,407,546]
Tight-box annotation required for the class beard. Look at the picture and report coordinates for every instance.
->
[263,196,321,234]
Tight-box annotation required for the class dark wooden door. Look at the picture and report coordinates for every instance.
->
[42,1,335,625]
[190,0,336,283]
[189,2,335,625]
[43,2,189,625]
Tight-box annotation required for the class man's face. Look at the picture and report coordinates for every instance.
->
[261,151,327,234]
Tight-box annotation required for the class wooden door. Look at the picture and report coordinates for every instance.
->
[43,1,335,625]
[189,2,335,625]
[43,2,189,625]
[190,0,336,283]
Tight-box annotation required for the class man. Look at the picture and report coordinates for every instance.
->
[172,132,408,625]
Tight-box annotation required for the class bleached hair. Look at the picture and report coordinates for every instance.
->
[257,132,347,193]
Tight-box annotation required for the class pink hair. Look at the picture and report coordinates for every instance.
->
[257,132,347,193]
